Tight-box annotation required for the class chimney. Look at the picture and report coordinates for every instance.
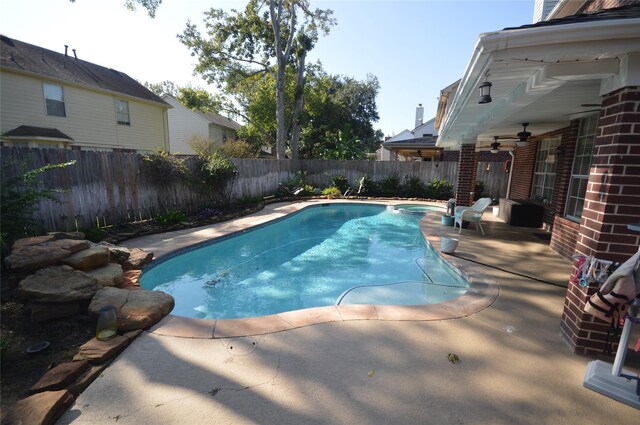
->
[64,45,68,56]
[415,103,424,129]
[72,49,77,60]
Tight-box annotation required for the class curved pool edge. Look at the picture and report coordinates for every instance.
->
[145,200,499,340]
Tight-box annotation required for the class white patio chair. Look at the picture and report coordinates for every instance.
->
[454,197,492,235]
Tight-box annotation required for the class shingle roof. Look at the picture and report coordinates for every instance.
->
[0,35,168,106]
[503,3,640,31]
[195,110,242,131]
[3,125,73,140]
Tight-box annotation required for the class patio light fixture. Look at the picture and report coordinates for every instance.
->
[478,72,492,104]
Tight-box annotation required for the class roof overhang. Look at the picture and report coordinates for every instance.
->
[436,17,640,150]
[382,136,443,159]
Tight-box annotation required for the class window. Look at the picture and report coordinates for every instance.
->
[43,83,66,117]
[565,114,598,221]
[115,100,130,125]
[531,138,560,203]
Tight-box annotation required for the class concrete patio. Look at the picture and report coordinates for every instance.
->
[58,200,639,424]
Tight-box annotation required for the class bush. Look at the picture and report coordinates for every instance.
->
[139,150,187,186]
[219,140,260,158]
[331,175,349,194]
[377,174,402,197]
[81,226,108,243]
[1,159,75,255]
[402,175,428,198]
[274,171,315,197]
[191,151,238,203]
[426,178,454,200]
[322,187,342,197]
[156,210,189,226]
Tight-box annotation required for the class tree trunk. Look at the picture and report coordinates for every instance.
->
[290,49,307,160]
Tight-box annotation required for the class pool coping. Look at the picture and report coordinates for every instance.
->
[146,200,499,339]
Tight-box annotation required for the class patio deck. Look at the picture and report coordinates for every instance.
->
[58,200,639,424]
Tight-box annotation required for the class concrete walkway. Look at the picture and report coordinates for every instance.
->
[59,201,639,424]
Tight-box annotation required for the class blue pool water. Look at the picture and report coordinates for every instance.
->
[140,204,468,319]
[391,204,447,215]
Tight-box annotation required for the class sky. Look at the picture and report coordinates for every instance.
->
[1,0,534,136]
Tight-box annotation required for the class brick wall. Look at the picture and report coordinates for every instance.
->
[456,144,478,207]
[550,216,580,259]
[560,86,640,355]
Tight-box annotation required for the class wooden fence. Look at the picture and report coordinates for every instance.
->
[1,147,508,232]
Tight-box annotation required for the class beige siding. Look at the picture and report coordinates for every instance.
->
[1,71,167,151]
[209,124,236,144]
[164,95,208,155]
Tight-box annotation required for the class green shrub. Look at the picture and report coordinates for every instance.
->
[81,226,108,243]
[139,150,187,186]
[1,335,11,362]
[274,171,315,197]
[156,210,188,226]
[1,159,75,256]
[322,187,342,197]
[402,175,428,198]
[331,175,349,194]
[426,178,454,200]
[377,174,401,197]
[190,151,238,203]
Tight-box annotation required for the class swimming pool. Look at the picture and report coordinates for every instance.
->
[140,204,469,319]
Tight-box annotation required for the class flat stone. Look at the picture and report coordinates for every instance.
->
[18,266,102,303]
[123,329,143,340]
[12,234,58,248]
[120,269,142,288]
[98,241,131,262]
[73,335,130,364]
[47,231,85,240]
[86,263,123,287]
[89,287,174,331]
[121,248,153,270]
[31,302,80,322]
[62,246,110,271]
[4,390,74,425]
[5,239,90,272]
[30,361,90,393]
[66,364,108,396]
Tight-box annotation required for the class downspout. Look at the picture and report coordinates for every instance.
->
[505,150,515,199]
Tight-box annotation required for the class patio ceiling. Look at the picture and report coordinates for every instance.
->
[437,15,640,149]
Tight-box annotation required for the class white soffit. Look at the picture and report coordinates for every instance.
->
[437,18,640,148]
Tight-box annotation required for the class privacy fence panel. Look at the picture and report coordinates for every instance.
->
[2,147,508,232]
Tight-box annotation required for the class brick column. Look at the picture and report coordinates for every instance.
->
[560,86,640,356]
[456,143,478,207]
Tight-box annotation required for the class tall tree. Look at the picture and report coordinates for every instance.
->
[179,0,334,159]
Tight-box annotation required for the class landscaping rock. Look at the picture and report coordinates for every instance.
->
[89,287,174,331]
[86,263,123,287]
[98,241,131,263]
[31,302,80,322]
[47,231,85,240]
[73,335,130,364]
[17,266,102,303]
[66,364,108,396]
[4,390,74,425]
[62,246,110,271]
[5,239,90,272]
[29,361,90,394]
[120,269,142,288]
[121,248,153,270]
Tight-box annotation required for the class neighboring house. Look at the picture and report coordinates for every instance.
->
[434,1,640,356]
[380,105,442,161]
[0,35,170,152]
[163,94,241,155]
